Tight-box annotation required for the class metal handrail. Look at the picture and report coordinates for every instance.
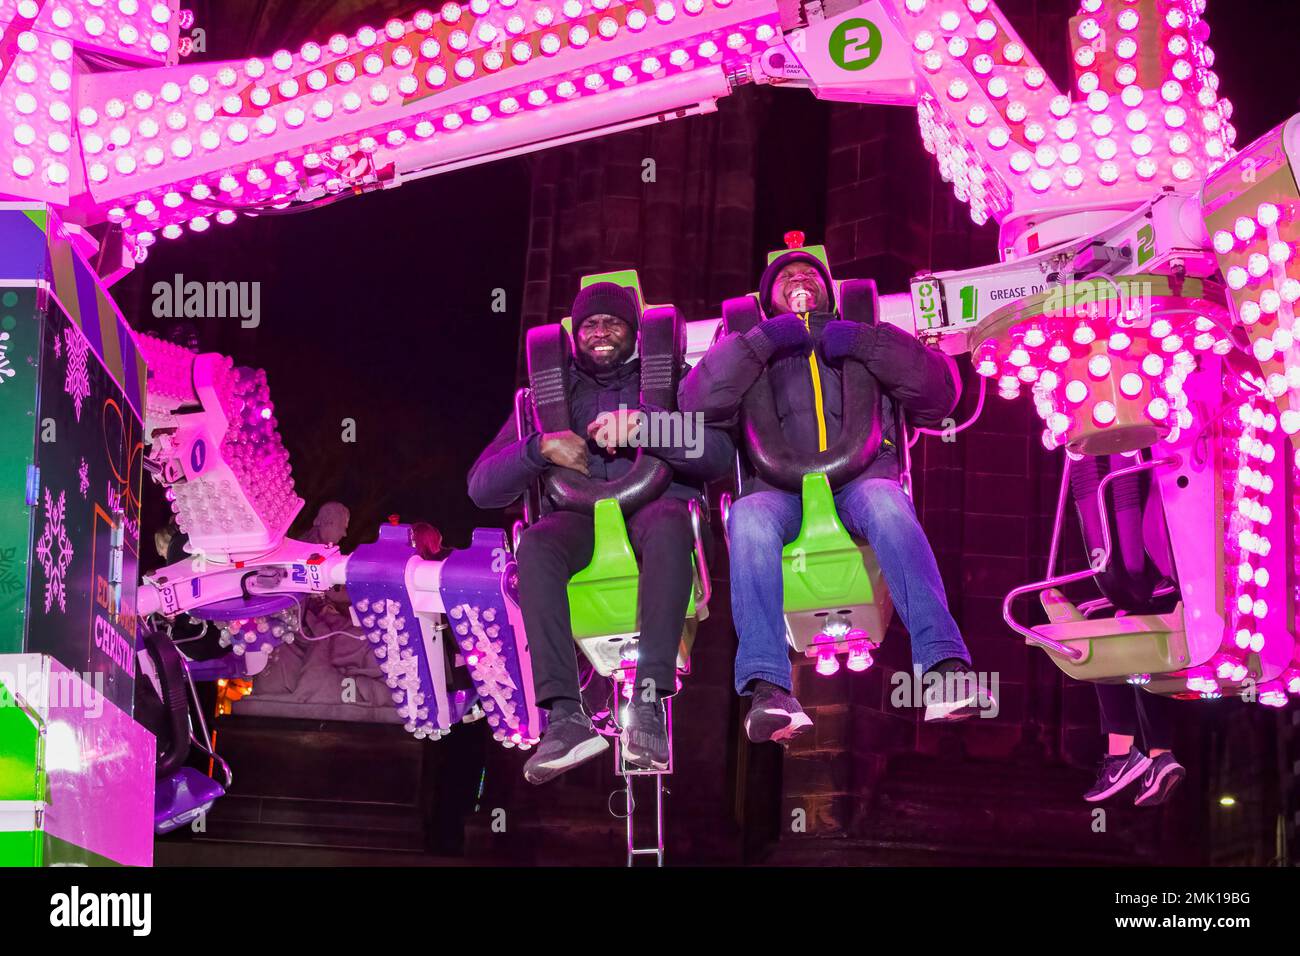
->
[513,386,538,528]
[1001,453,1181,659]
[719,492,732,551]
[896,408,915,502]
[1044,452,1073,579]
[181,660,233,789]
[687,498,712,609]
[0,678,47,734]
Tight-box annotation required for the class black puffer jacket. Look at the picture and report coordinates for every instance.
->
[678,273,959,497]
[468,356,735,512]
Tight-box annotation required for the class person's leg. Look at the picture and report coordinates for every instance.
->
[1095,682,1140,753]
[514,510,595,710]
[619,497,697,770]
[1085,683,1152,801]
[626,497,695,702]
[728,490,812,743]
[726,490,803,694]
[1133,687,1177,755]
[1132,690,1186,806]
[833,478,970,674]
[515,511,610,784]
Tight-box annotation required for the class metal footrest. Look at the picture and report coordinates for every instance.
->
[613,695,671,867]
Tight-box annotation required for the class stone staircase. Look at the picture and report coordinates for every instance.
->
[153,715,472,867]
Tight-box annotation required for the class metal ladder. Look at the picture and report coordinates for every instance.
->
[613,695,671,867]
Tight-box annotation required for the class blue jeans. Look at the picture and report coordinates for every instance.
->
[726,478,969,694]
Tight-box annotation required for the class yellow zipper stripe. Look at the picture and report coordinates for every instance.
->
[801,312,828,452]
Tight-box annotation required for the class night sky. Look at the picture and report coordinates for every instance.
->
[114,0,1300,555]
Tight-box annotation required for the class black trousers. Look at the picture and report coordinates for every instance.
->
[1095,682,1177,752]
[515,497,697,707]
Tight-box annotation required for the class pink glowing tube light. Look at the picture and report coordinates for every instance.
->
[0,0,782,260]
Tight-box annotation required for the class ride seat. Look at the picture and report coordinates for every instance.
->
[781,473,892,672]
[724,473,892,675]
[567,497,710,680]
[1035,587,1189,686]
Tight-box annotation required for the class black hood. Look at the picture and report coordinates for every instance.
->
[758,251,836,316]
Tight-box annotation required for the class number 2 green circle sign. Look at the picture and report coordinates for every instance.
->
[829,18,882,71]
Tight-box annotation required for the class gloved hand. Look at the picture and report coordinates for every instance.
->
[821,320,876,365]
[744,313,812,362]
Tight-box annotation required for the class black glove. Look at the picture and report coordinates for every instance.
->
[744,313,812,362]
[821,320,876,365]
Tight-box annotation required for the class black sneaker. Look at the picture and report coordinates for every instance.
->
[522,711,610,785]
[922,659,990,722]
[622,699,670,771]
[1133,752,1186,807]
[744,680,813,744]
[1083,746,1152,802]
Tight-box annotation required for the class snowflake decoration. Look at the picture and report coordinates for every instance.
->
[0,548,22,597]
[34,488,74,614]
[62,327,90,421]
[78,458,89,498]
[52,333,61,359]
[0,331,15,383]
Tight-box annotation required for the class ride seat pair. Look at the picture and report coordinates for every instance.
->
[513,250,901,687]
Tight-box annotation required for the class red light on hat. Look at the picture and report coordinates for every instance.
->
[388,514,400,525]
[784,230,805,249]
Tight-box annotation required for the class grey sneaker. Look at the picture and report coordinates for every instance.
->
[922,659,990,722]
[1083,746,1152,802]
[622,699,670,771]
[1133,752,1185,807]
[744,680,813,744]
[522,711,610,785]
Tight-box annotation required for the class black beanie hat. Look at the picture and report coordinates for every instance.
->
[572,282,640,333]
[758,251,836,316]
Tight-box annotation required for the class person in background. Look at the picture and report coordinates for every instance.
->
[411,522,449,560]
[302,501,350,547]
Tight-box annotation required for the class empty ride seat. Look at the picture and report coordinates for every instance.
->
[1035,587,1189,686]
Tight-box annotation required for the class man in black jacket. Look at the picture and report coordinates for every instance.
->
[469,283,734,783]
[679,251,982,741]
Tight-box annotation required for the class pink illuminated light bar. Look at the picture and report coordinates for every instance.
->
[902,0,1235,227]
[52,0,781,258]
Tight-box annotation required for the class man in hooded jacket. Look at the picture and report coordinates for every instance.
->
[469,282,734,781]
[679,250,984,741]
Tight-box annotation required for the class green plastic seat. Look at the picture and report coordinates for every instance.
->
[567,498,705,678]
[781,473,893,660]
